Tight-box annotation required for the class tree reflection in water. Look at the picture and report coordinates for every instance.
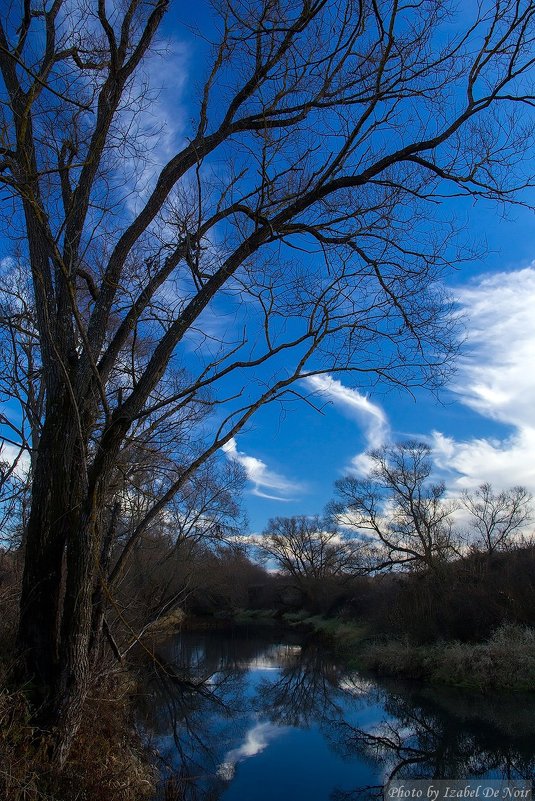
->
[138,631,535,801]
[328,685,535,800]
[252,642,355,728]
[139,632,251,800]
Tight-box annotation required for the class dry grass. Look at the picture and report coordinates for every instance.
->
[0,557,155,800]
[144,608,186,635]
[362,624,535,691]
[0,684,51,801]
[0,668,156,801]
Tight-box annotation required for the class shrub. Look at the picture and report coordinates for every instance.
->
[0,670,156,801]
[362,624,535,691]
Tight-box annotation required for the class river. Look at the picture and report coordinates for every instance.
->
[137,627,535,800]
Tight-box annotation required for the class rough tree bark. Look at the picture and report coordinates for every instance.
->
[0,0,534,765]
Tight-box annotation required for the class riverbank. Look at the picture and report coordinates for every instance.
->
[0,665,156,801]
[360,623,535,691]
[230,611,535,692]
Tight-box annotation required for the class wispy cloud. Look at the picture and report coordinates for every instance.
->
[217,721,286,781]
[431,266,535,493]
[305,374,389,474]
[120,37,189,216]
[222,438,305,501]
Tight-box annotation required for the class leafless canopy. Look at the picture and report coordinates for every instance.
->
[0,0,534,761]
[259,515,365,580]
[330,442,458,571]
[461,482,533,553]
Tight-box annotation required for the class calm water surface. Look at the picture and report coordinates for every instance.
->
[138,628,535,800]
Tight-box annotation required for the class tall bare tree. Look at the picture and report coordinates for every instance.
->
[258,515,366,608]
[461,483,533,554]
[330,442,458,572]
[0,0,534,761]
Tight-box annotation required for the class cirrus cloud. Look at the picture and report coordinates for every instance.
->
[222,437,305,501]
[305,374,390,475]
[431,266,535,493]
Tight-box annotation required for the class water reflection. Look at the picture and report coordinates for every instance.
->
[328,685,535,800]
[253,643,354,727]
[138,630,535,801]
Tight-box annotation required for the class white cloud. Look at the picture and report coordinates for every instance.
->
[217,721,286,781]
[0,442,31,479]
[304,374,389,475]
[222,438,305,501]
[304,268,535,499]
[452,267,535,425]
[431,266,535,494]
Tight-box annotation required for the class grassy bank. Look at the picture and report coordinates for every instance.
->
[231,608,368,661]
[231,611,535,691]
[282,611,367,656]
[360,624,535,691]
[0,666,156,801]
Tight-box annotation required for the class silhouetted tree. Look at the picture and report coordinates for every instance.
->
[258,515,366,608]
[1,0,534,763]
[330,442,458,572]
[461,483,533,554]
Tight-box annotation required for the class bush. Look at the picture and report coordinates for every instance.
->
[360,545,535,646]
[362,624,535,691]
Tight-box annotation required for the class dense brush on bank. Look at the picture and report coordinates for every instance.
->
[0,663,156,801]
[365,545,535,645]
[0,554,156,801]
[361,624,535,691]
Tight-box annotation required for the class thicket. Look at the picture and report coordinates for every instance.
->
[365,544,535,645]
[246,544,535,646]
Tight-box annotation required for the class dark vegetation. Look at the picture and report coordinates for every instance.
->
[243,536,535,692]
[1,0,535,797]
[246,444,535,650]
[246,540,535,645]
[245,445,535,688]
[2,472,535,798]
[0,548,153,801]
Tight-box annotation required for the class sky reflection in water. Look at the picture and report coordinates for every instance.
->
[138,630,535,801]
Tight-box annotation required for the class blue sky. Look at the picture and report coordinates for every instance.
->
[164,4,535,534]
[162,5,535,534]
[223,200,535,532]
[2,1,535,538]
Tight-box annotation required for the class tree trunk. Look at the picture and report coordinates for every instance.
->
[89,502,120,666]
[51,481,109,766]
[17,393,82,704]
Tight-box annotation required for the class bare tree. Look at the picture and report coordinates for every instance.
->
[0,261,42,544]
[330,442,458,572]
[461,483,533,554]
[0,445,27,544]
[0,0,534,762]
[258,515,368,610]
[94,455,247,658]
[260,514,364,574]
